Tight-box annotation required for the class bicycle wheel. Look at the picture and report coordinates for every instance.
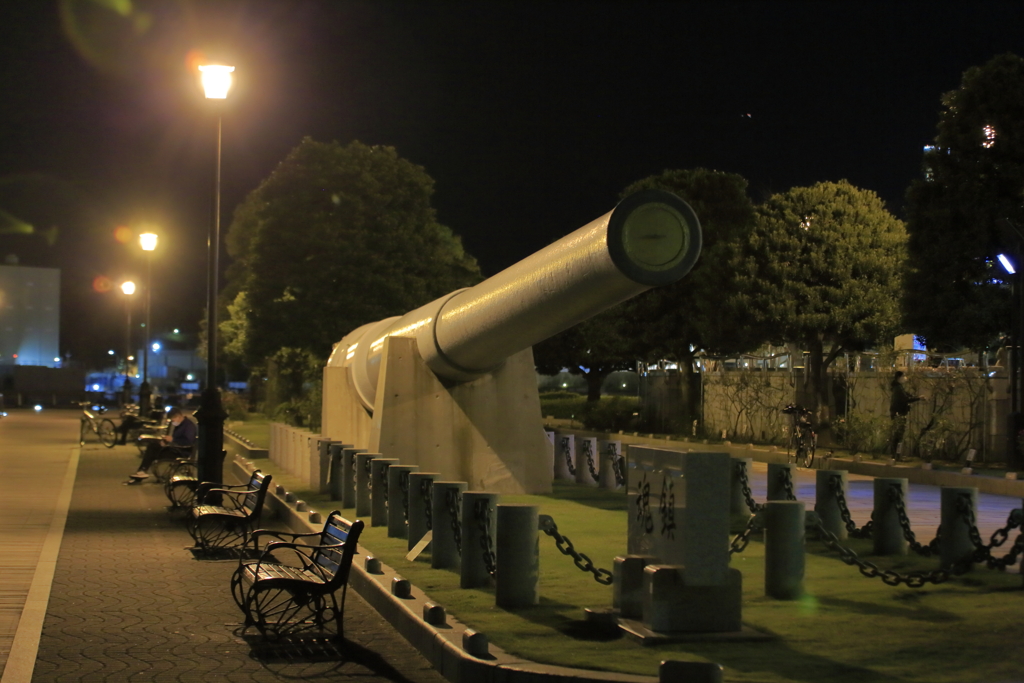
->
[802,443,814,468]
[99,419,117,448]
[79,418,89,446]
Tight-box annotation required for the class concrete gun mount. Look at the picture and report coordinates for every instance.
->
[323,189,701,493]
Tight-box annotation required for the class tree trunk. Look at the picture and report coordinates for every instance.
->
[585,370,609,402]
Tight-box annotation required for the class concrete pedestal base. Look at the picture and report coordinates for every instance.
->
[641,565,742,633]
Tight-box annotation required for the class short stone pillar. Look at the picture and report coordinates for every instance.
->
[544,431,556,483]
[873,478,909,556]
[370,458,398,528]
[940,487,978,570]
[495,504,539,608]
[554,434,575,481]
[815,470,849,541]
[327,442,351,501]
[460,491,500,588]
[408,472,439,551]
[387,465,419,539]
[316,438,333,494]
[597,440,623,490]
[729,458,754,533]
[341,447,365,508]
[430,481,467,569]
[355,452,378,517]
[764,500,805,599]
[767,463,798,501]
[613,555,655,619]
[575,437,599,486]
[659,661,724,683]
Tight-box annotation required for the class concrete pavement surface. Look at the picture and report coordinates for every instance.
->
[0,409,446,683]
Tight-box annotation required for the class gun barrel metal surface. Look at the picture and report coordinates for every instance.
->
[329,189,700,411]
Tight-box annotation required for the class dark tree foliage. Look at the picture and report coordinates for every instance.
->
[222,138,481,366]
[904,53,1024,351]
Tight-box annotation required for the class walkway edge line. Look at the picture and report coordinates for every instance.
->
[1,447,80,683]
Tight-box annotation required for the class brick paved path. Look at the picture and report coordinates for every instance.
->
[31,440,446,683]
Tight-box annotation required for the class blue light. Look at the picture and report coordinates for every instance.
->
[151,342,161,352]
[91,384,101,391]
[998,253,1016,275]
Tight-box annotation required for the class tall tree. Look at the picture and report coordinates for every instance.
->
[904,53,1024,351]
[739,180,906,423]
[222,138,481,366]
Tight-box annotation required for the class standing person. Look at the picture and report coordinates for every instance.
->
[126,407,196,483]
[889,371,922,460]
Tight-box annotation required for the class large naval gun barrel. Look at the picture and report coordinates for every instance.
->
[328,189,701,412]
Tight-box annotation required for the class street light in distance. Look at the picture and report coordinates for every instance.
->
[120,280,136,406]
[139,231,158,415]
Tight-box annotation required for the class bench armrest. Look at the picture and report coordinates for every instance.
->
[195,481,252,504]
[255,540,345,577]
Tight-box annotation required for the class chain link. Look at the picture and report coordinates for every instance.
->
[400,470,411,522]
[364,457,373,491]
[420,479,433,531]
[538,514,614,585]
[474,498,497,578]
[829,475,873,539]
[583,439,599,480]
[379,462,390,505]
[610,445,625,487]
[445,488,462,555]
[888,486,940,556]
[736,461,763,512]
[730,512,764,554]
[959,498,1023,568]
[779,466,797,501]
[561,437,576,477]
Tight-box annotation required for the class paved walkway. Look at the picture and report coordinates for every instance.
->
[0,409,445,683]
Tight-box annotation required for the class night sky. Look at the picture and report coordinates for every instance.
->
[3,1,1024,366]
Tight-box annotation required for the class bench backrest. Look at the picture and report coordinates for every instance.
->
[242,470,272,518]
[313,511,364,590]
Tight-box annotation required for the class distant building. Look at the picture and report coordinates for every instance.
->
[0,264,60,367]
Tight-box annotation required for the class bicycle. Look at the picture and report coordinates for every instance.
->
[782,404,816,468]
[78,401,117,448]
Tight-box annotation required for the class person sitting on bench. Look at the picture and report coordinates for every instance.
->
[126,407,196,484]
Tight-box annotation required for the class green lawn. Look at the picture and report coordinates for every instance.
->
[251,461,1023,683]
[225,417,270,447]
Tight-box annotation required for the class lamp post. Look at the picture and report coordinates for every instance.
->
[195,63,234,485]
[139,232,158,416]
[120,280,136,407]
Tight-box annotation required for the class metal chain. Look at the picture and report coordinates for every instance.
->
[364,457,372,491]
[812,521,974,587]
[561,437,576,477]
[610,446,625,487]
[986,532,1024,571]
[779,466,797,501]
[538,514,614,585]
[420,479,433,531]
[400,470,411,522]
[730,512,764,554]
[829,475,873,539]
[474,498,497,578]
[736,461,763,512]
[445,488,462,555]
[888,486,940,556]
[583,440,599,480]
[959,496,1023,568]
[379,462,390,506]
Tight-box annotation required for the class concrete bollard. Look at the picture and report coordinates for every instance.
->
[387,465,419,539]
[764,500,805,600]
[408,472,439,551]
[730,458,754,533]
[316,438,332,494]
[554,434,575,481]
[660,661,724,683]
[597,440,623,489]
[355,452,379,517]
[341,447,365,509]
[460,491,500,588]
[327,442,351,500]
[370,458,398,528]
[575,437,599,486]
[767,463,798,501]
[612,555,655,619]
[815,470,849,541]
[940,487,978,570]
[430,481,467,569]
[495,504,539,608]
[873,478,909,556]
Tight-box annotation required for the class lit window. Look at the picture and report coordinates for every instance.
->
[983,125,997,149]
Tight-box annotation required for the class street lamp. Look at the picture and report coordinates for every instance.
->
[195,62,234,485]
[120,280,136,406]
[139,231,158,415]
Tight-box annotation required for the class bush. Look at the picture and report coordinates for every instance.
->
[581,396,641,432]
[220,391,251,421]
[831,413,889,454]
[539,394,587,419]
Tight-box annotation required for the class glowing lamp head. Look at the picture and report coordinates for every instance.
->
[121,281,136,295]
[151,342,161,352]
[199,64,235,99]
[140,232,158,251]
[998,253,1016,275]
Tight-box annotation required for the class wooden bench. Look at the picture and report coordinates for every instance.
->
[229,511,364,640]
[185,470,272,551]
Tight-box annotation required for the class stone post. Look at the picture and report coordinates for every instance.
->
[575,437,599,486]
[460,491,500,588]
[387,465,419,539]
[767,463,798,501]
[327,442,350,501]
[408,472,439,551]
[729,458,754,533]
[342,447,365,508]
[431,481,468,569]
[815,470,848,541]
[370,458,398,528]
[355,452,378,517]
[940,486,978,570]
[495,504,539,608]
[554,433,575,481]
[764,500,805,599]
[873,478,908,556]
[598,440,623,490]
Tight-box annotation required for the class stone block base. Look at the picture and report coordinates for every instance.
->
[642,565,742,633]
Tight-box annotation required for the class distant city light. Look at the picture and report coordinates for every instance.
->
[92,384,101,391]
[54,357,60,363]
[33,405,42,412]
[128,355,134,361]
[108,350,115,355]
[186,374,194,381]
[152,342,161,352]
[173,328,179,334]
[998,253,1016,275]
[983,124,997,149]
